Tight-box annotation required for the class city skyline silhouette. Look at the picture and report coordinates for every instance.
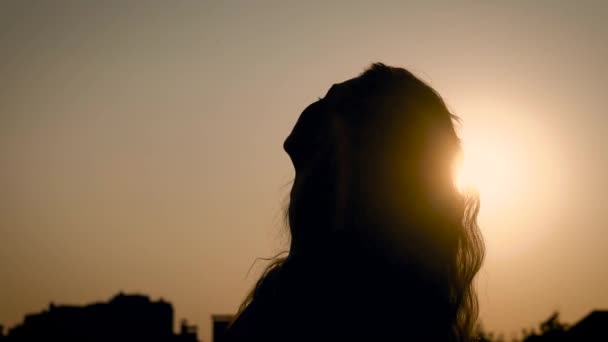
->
[1,293,198,342]
[1,293,606,341]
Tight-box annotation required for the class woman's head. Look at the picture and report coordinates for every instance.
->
[235,63,484,342]
[285,65,475,256]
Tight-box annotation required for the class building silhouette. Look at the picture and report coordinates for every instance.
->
[3,293,198,342]
[565,310,608,341]
[520,310,608,342]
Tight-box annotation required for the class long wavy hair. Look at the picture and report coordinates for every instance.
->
[228,63,484,342]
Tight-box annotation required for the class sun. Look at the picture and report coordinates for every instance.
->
[449,106,566,257]
[453,155,472,194]
[452,131,525,209]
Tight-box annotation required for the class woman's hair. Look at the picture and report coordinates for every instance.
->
[229,63,484,342]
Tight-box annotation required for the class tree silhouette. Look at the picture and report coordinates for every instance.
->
[521,311,568,342]
[475,322,496,342]
[476,312,568,342]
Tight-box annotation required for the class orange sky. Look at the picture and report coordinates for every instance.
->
[1,2,607,341]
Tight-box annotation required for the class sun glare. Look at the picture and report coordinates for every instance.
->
[452,132,525,209]
[450,106,565,257]
[453,157,471,194]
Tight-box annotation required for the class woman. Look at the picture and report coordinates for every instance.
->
[226,63,484,342]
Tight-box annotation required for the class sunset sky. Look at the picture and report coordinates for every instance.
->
[1,1,607,341]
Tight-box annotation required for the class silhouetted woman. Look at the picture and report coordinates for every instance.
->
[226,63,484,342]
